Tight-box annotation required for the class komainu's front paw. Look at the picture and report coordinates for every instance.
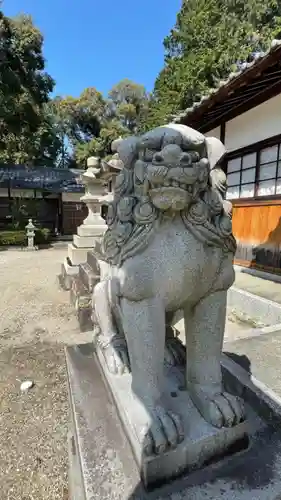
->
[98,336,130,375]
[189,384,245,428]
[141,405,184,456]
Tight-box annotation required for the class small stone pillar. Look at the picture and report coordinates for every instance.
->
[25,219,36,251]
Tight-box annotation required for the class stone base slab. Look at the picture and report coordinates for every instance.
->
[64,257,79,276]
[68,244,89,266]
[73,234,102,248]
[22,246,38,251]
[96,346,249,488]
[77,224,106,237]
[66,343,281,500]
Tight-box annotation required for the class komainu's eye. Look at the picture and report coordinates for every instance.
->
[143,148,156,162]
[181,147,200,163]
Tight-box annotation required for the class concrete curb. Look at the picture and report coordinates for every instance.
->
[228,286,281,326]
[224,322,281,342]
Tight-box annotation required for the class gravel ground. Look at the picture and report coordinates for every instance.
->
[0,247,92,500]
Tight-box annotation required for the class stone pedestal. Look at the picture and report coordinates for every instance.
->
[59,157,107,291]
[96,345,248,488]
[66,343,281,500]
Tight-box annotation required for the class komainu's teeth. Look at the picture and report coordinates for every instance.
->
[164,180,170,186]
[180,182,186,189]
[172,180,179,187]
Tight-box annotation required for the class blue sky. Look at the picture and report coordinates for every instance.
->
[3,0,181,98]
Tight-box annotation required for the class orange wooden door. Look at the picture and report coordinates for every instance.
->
[232,202,281,270]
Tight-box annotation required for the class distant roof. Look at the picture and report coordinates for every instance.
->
[173,39,281,133]
[0,165,84,192]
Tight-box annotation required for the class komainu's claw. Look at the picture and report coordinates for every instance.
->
[141,405,184,456]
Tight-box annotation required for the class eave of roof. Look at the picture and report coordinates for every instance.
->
[0,165,84,192]
[172,39,281,132]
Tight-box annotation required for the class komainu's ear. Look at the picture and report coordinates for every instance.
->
[205,137,226,170]
[115,136,140,169]
[134,159,145,183]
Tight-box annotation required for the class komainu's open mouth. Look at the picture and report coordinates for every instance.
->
[149,186,191,211]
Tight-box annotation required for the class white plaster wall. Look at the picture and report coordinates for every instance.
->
[0,188,37,198]
[0,189,59,199]
[10,189,34,198]
[205,126,221,139]
[225,93,281,152]
[62,192,83,202]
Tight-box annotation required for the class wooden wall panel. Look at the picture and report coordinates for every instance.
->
[232,201,281,271]
[232,204,281,245]
[62,201,87,235]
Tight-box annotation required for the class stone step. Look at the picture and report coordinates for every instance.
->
[68,243,88,266]
[73,234,99,248]
[70,276,89,307]
[77,306,93,333]
[70,276,93,332]
[86,250,101,273]
[79,262,100,293]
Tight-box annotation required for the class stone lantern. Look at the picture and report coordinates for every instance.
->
[59,149,124,291]
[77,157,107,238]
[65,157,107,272]
[25,218,36,250]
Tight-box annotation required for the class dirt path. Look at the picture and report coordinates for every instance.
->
[0,247,92,500]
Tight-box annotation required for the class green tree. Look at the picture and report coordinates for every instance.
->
[0,10,20,121]
[146,0,281,129]
[51,80,149,168]
[49,87,107,168]
[46,96,76,168]
[108,78,150,133]
[58,87,105,143]
[74,118,129,167]
[0,12,58,164]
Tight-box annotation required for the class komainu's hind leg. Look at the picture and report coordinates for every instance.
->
[93,280,130,374]
[165,311,186,366]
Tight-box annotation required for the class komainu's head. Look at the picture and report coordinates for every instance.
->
[100,124,229,265]
[114,123,226,212]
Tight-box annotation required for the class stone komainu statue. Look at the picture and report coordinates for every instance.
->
[92,124,244,456]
